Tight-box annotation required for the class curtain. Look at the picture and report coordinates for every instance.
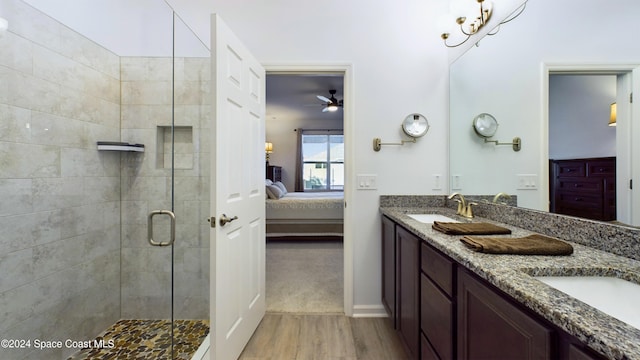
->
[294,128,303,192]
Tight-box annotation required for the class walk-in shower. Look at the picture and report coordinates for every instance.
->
[0,0,210,358]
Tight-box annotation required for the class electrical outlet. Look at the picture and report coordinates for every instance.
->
[356,174,377,190]
[517,174,538,190]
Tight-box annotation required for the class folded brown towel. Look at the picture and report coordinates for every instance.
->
[432,221,512,235]
[460,234,574,255]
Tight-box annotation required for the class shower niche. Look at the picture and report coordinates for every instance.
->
[157,125,194,169]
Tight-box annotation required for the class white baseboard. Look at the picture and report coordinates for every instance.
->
[351,304,388,318]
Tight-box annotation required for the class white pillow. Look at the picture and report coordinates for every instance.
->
[265,179,273,186]
[273,181,287,195]
[266,184,284,199]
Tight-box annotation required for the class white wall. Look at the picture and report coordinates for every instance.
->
[549,75,616,160]
[450,0,640,210]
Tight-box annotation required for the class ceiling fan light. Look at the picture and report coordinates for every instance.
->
[327,104,339,112]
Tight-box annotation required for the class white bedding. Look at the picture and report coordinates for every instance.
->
[265,191,344,237]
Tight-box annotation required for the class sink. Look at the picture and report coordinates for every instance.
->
[407,214,459,224]
[535,276,640,329]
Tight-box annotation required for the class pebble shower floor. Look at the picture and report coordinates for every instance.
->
[67,319,209,359]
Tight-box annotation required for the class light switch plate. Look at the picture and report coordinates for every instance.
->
[451,174,462,190]
[517,174,538,190]
[357,174,377,190]
[432,174,442,190]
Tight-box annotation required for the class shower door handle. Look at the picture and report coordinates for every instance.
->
[148,210,176,247]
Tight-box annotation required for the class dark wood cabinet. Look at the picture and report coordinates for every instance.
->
[381,215,397,327]
[266,165,282,182]
[382,216,606,360]
[457,268,553,360]
[396,226,421,358]
[420,243,455,360]
[549,157,616,221]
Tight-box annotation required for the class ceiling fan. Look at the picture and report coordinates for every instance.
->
[317,89,343,112]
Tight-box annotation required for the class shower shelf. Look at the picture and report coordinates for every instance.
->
[97,141,145,152]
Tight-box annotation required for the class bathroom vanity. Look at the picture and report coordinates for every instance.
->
[380,196,640,360]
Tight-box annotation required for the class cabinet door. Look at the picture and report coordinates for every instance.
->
[457,269,553,360]
[381,216,396,326]
[397,226,420,358]
[421,274,453,360]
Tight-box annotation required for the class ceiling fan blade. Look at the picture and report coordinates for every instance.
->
[317,95,331,103]
[322,106,330,113]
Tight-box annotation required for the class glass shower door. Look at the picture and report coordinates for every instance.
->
[167,10,211,358]
[121,8,210,359]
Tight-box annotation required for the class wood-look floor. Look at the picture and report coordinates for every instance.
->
[239,313,409,360]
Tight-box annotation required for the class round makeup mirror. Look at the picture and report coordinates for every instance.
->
[402,113,429,138]
[472,113,498,138]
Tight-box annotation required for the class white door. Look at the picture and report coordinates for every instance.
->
[210,14,266,360]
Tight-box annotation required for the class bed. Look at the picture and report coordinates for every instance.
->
[265,182,344,239]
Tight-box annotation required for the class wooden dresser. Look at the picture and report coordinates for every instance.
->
[266,165,282,182]
[549,157,616,221]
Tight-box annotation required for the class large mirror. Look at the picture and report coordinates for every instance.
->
[449,0,640,226]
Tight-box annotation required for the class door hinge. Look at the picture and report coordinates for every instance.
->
[630,92,634,103]
[207,216,216,228]
[631,179,633,190]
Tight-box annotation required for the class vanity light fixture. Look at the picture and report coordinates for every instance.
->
[609,102,617,127]
[441,0,493,48]
[441,0,529,48]
[472,113,521,151]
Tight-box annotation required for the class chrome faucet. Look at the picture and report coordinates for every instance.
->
[448,192,476,218]
[493,192,512,204]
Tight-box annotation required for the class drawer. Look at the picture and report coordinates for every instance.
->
[587,161,615,177]
[421,243,454,296]
[556,161,586,177]
[556,191,602,209]
[421,274,454,360]
[556,178,602,193]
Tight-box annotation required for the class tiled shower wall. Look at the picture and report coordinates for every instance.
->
[120,56,210,319]
[0,0,122,359]
[0,1,210,358]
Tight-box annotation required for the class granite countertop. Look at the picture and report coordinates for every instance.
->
[380,206,640,360]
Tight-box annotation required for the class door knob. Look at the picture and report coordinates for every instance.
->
[219,214,238,226]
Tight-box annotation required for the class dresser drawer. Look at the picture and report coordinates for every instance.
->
[556,178,602,193]
[556,161,586,177]
[421,243,454,297]
[556,191,602,209]
[587,160,615,177]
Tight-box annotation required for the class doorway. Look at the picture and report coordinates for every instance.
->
[545,65,639,226]
[264,66,353,314]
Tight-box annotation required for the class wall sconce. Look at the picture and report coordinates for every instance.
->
[609,102,617,127]
[265,142,273,165]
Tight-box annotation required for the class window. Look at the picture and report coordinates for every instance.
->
[301,130,344,191]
